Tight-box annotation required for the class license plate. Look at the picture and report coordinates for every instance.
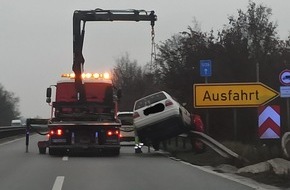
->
[52,139,67,143]
[122,127,134,132]
[79,136,90,144]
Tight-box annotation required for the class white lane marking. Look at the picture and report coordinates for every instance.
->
[0,137,25,146]
[168,156,181,161]
[62,156,68,161]
[179,161,273,190]
[52,176,65,190]
[157,150,275,190]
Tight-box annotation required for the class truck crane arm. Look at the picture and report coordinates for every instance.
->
[72,9,157,101]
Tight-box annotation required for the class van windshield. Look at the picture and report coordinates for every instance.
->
[118,114,133,125]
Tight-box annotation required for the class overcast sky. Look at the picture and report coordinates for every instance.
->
[0,0,289,119]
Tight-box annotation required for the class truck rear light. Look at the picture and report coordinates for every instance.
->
[165,99,173,107]
[133,112,140,118]
[49,129,63,136]
[57,129,63,136]
[107,130,120,137]
[105,129,120,144]
[107,131,113,136]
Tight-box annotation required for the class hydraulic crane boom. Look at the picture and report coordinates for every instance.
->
[72,9,157,101]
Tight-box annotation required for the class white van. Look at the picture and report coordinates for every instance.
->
[117,112,135,142]
[11,119,22,127]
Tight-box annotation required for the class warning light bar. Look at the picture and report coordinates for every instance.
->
[61,72,111,80]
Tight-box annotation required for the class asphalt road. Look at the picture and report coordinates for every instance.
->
[0,135,258,190]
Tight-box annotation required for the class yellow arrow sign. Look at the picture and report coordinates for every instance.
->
[194,82,279,108]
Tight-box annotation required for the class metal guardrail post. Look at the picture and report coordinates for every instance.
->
[179,134,188,149]
[25,119,31,153]
[182,138,186,149]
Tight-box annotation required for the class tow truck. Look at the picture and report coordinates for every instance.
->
[42,72,122,155]
[28,9,157,155]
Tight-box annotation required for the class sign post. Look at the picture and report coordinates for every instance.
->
[199,60,212,134]
[279,69,290,132]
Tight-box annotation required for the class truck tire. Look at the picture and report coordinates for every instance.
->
[37,141,47,154]
[39,147,46,154]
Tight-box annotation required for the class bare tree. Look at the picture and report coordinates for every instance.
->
[0,84,20,126]
[112,53,149,111]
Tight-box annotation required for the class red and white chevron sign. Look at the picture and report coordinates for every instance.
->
[258,105,281,139]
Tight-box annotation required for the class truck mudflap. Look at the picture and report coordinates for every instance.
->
[38,141,49,154]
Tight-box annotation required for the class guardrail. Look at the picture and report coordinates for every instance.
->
[0,126,26,139]
[177,131,249,166]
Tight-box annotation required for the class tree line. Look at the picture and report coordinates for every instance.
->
[1,1,289,140]
[112,1,290,142]
[0,84,20,126]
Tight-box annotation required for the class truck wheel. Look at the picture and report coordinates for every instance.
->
[37,141,47,154]
[39,147,46,154]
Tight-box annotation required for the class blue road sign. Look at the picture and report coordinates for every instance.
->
[200,60,212,77]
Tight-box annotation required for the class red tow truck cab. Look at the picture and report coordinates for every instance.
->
[42,72,122,156]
